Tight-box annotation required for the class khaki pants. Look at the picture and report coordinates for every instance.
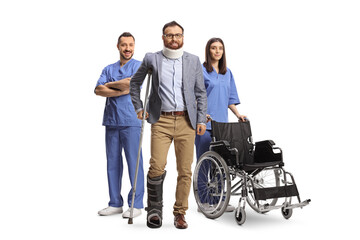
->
[149,115,195,215]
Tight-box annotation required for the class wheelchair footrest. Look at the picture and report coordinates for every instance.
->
[259,199,311,212]
[283,199,311,210]
[253,185,299,200]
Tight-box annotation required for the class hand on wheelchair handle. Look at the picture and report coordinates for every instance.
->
[206,114,212,123]
[238,115,248,122]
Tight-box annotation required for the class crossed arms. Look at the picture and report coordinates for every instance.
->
[95,78,131,97]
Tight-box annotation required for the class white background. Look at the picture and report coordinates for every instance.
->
[0,0,359,239]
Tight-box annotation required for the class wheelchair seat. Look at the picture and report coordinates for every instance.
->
[210,120,283,170]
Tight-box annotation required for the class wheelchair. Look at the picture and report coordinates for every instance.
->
[193,120,310,225]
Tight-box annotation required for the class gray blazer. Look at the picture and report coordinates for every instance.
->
[130,51,207,129]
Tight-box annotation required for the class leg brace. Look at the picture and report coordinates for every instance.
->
[146,171,166,228]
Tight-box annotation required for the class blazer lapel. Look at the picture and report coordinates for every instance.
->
[155,51,163,84]
[182,52,190,89]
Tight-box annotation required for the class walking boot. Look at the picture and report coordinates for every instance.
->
[146,171,166,228]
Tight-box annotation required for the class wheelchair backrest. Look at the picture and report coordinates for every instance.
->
[211,120,254,166]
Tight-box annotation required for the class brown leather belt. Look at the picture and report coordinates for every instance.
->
[161,111,188,116]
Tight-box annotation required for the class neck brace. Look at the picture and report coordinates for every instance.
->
[162,47,184,59]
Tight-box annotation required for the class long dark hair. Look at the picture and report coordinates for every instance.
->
[203,38,227,74]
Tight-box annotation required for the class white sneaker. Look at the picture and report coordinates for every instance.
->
[122,208,142,218]
[98,206,123,216]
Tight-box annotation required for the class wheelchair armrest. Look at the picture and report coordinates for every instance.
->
[255,140,276,147]
[210,140,230,148]
[254,140,283,163]
[229,147,238,156]
[255,140,282,154]
[210,140,238,156]
[272,147,282,154]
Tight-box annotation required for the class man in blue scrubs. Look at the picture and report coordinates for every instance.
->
[95,32,144,218]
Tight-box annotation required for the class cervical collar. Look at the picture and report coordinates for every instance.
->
[162,47,184,59]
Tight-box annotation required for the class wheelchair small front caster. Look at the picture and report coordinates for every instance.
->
[281,204,293,219]
[235,207,246,225]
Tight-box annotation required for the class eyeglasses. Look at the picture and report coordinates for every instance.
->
[163,33,183,39]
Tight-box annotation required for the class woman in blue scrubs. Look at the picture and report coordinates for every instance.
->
[195,38,246,211]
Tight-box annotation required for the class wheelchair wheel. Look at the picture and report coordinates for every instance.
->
[246,168,280,213]
[193,151,231,219]
[235,207,246,225]
[281,203,293,219]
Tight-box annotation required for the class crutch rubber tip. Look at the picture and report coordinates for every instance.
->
[128,218,133,224]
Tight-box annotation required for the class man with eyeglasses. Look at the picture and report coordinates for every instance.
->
[130,21,207,229]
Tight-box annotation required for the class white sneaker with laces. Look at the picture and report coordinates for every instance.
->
[122,208,142,218]
[98,206,123,216]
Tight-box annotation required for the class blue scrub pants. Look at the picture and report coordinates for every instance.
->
[195,130,212,160]
[195,130,212,203]
[105,126,144,208]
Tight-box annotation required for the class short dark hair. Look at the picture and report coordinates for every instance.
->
[117,32,135,45]
[203,38,227,74]
[162,21,184,34]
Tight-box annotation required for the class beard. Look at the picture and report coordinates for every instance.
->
[164,39,184,50]
[120,50,134,60]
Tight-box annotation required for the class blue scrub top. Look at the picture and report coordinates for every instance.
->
[203,65,240,129]
[96,59,142,127]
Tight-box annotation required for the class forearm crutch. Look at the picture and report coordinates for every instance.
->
[128,70,152,224]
